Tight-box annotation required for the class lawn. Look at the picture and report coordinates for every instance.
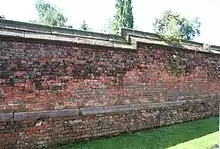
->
[57,116,219,149]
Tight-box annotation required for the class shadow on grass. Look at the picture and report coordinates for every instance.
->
[58,116,219,149]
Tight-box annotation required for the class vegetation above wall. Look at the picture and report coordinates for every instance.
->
[153,10,201,44]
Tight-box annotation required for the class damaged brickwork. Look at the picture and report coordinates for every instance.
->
[0,20,219,149]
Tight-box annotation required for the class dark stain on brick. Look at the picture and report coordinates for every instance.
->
[34,80,41,91]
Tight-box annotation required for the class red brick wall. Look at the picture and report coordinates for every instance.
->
[0,99,218,149]
[0,38,219,149]
[0,40,219,112]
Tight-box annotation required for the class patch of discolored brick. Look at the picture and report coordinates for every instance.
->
[0,40,220,112]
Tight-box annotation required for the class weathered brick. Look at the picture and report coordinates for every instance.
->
[0,26,219,149]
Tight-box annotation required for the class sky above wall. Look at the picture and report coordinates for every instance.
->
[0,0,219,45]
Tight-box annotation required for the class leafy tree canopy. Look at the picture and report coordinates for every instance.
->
[113,0,134,34]
[153,10,201,43]
[34,0,67,27]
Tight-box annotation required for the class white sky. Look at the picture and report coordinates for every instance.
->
[0,0,219,45]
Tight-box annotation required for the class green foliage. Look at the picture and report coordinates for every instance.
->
[168,54,182,76]
[34,0,67,27]
[113,0,134,34]
[124,0,134,28]
[35,80,41,90]
[9,77,15,86]
[153,10,201,43]
[27,72,33,79]
[68,97,76,102]
[79,20,91,31]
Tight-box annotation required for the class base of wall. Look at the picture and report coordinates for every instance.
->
[0,98,219,149]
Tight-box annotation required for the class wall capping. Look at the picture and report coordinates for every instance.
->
[80,100,187,116]
[0,113,13,121]
[1,98,218,122]
[13,109,79,121]
[0,19,220,55]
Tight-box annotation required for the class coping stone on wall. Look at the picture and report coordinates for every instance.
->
[1,19,220,54]
[51,26,127,43]
[188,96,220,103]
[0,98,218,121]
[0,19,136,50]
[0,100,188,121]
[13,109,79,121]
[0,19,51,33]
[0,113,13,122]
[0,19,127,43]
[80,100,187,116]
[130,35,220,55]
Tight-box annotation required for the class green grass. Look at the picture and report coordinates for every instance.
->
[58,116,219,149]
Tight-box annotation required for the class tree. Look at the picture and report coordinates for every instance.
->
[34,0,67,27]
[113,0,134,34]
[79,20,91,31]
[153,10,201,43]
[124,0,134,28]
